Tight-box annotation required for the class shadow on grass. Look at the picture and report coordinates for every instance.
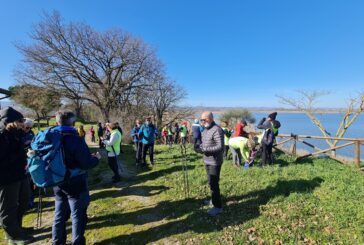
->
[91,185,170,201]
[92,177,324,244]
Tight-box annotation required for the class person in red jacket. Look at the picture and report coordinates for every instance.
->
[234,119,248,138]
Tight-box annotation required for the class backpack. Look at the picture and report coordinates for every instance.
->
[27,127,81,188]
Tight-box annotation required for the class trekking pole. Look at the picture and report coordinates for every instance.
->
[180,144,190,198]
[36,188,42,228]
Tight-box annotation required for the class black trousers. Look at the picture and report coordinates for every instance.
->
[135,142,143,163]
[261,143,273,165]
[224,145,229,159]
[0,178,31,240]
[107,156,120,178]
[192,138,201,148]
[142,143,154,165]
[205,165,222,208]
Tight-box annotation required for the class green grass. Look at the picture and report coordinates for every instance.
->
[1,144,364,244]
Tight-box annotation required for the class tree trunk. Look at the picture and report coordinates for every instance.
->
[100,107,110,123]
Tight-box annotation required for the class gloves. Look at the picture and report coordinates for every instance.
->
[194,143,204,154]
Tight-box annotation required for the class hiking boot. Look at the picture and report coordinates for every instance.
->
[207,207,223,217]
[203,199,212,206]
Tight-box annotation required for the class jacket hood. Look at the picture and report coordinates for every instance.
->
[0,107,24,132]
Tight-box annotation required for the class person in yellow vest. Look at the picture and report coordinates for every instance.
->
[228,136,256,167]
[77,125,86,140]
[180,122,188,146]
[102,122,122,183]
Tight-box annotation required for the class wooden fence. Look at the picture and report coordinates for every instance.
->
[274,134,364,167]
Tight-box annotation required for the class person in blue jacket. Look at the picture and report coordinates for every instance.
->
[191,119,203,147]
[138,117,158,167]
[130,120,142,165]
[52,110,101,245]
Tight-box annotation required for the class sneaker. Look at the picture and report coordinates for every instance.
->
[203,199,212,206]
[207,207,223,217]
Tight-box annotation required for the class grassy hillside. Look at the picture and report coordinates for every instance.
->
[1,144,364,244]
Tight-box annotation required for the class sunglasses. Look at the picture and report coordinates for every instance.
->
[25,127,32,130]
[200,119,207,122]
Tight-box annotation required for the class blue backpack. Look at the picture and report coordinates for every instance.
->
[27,127,81,188]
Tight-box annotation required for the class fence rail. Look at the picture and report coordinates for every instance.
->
[275,134,363,167]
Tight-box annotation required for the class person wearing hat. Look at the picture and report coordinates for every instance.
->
[102,122,122,182]
[257,112,281,165]
[0,107,33,244]
[138,117,158,166]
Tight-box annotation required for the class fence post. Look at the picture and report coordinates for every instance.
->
[355,141,361,168]
[292,137,297,157]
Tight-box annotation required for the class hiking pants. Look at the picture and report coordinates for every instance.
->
[135,142,143,163]
[261,143,273,165]
[107,156,120,178]
[0,178,30,240]
[205,165,222,209]
[224,145,229,159]
[52,189,89,245]
[142,143,154,165]
[229,146,242,166]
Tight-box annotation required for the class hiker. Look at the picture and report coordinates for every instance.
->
[22,118,35,148]
[194,112,224,216]
[102,122,122,182]
[130,120,142,165]
[180,122,188,146]
[162,125,168,145]
[173,122,180,144]
[234,119,248,138]
[138,117,158,166]
[191,119,203,147]
[97,122,104,148]
[52,110,101,245]
[77,125,86,140]
[0,107,33,244]
[89,126,96,143]
[257,112,281,165]
[220,121,232,160]
[115,122,124,154]
[167,124,174,147]
[228,136,257,167]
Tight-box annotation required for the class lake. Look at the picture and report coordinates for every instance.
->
[208,112,364,159]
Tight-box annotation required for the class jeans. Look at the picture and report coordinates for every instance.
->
[142,143,154,165]
[205,165,222,209]
[230,146,242,166]
[135,142,143,163]
[0,178,30,240]
[261,143,273,165]
[52,189,90,245]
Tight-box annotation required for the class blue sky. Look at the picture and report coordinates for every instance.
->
[1,0,363,108]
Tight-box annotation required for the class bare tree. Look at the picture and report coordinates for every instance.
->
[16,11,161,122]
[145,76,190,130]
[277,90,364,154]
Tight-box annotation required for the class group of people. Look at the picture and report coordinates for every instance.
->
[0,105,282,244]
[193,111,281,217]
[161,122,189,146]
[0,107,101,244]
